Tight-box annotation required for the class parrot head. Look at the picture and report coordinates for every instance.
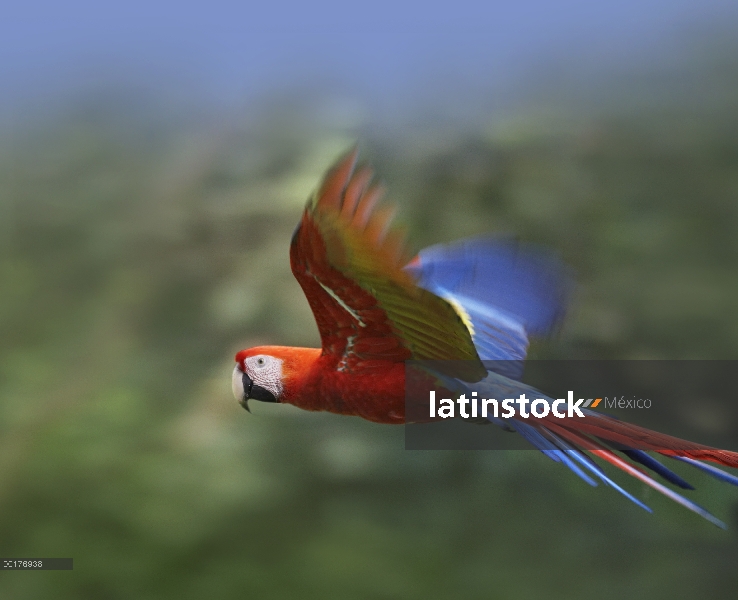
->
[232,346,321,412]
[232,348,284,411]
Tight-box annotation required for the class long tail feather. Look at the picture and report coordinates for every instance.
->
[542,428,654,513]
[438,365,737,526]
[511,419,656,512]
[617,447,695,490]
[509,420,598,487]
[672,456,738,487]
[556,410,738,468]
[546,421,728,529]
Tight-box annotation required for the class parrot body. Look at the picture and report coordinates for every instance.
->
[235,345,406,422]
[233,148,738,528]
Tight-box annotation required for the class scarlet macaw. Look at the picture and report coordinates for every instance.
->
[233,148,738,527]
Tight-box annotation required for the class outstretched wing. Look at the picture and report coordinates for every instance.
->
[290,148,485,381]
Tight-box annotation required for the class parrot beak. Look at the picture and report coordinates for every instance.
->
[232,365,278,413]
[241,376,252,413]
[232,365,251,412]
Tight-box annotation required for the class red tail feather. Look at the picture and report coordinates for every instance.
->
[550,411,738,468]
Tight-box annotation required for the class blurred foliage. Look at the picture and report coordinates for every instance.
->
[2,50,738,600]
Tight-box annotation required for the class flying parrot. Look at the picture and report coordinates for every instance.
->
[232,148,738,527]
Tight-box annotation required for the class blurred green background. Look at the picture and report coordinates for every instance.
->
[3,34,738,600]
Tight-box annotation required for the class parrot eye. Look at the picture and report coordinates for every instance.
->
[256,356,266,367]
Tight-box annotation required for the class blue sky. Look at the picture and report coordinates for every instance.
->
[4,1,738,111]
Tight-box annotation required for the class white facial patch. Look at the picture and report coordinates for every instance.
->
[243,355,284,399]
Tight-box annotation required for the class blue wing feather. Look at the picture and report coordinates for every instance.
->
[405,237,573,378]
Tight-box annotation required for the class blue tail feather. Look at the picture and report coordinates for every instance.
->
[507,420,598,487]
[541,428,654,513]
[617,448,695,490]
[672,456,738,487]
